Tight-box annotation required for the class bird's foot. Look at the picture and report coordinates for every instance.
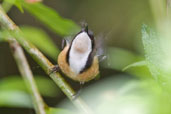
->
[49,65,60,75]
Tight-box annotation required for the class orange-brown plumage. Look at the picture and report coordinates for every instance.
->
[58,45,99,82]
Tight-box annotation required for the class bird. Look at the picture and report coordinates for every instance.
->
[55,24,99,83]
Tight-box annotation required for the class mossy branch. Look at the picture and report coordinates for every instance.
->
[0,5,92,114]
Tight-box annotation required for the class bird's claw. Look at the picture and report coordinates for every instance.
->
[49,65,60,75]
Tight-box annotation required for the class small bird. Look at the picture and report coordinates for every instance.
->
[57,24,99,83]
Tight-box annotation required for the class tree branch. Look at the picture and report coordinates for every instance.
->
[0,5,92,114]
[9,38,46,114]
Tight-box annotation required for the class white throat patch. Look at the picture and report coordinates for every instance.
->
[69,32,92,74]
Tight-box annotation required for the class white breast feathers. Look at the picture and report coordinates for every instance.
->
[69,32,92,74]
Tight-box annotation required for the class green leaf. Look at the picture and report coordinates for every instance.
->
[141,24,163,80]
[4,0,24,12]
[122,60,147,71]
[22,2,80,36]
[46,107,72,114]
[0,90,32,108]
[104,47,151,78]
[141,24,171,89]
[3,0,15,5]
[122,60,152,78]
[0,27,59,59]
[0,76,60,97]
[35,76,61,97]
[15,0,24,12]
[104,47,142,70]
[20,26,59,60]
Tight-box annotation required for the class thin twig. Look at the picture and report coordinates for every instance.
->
[9,38,46,114]
[0,5,93,114]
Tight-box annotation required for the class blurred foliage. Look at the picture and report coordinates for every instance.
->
[0,34,5,42]
[3,0,80,36]
[80,77,171,114]
[20,26,59,59]
[3,0,23,12]
[104,47,142,70]
[0,76,60,97]
[122,60,146,71]
[0,90,32,108]
[1,0,171,114]
[2,0,80,59]
[103,47,152,78]
[0,75,62,110]
[0,75,70,113]
[22,1,80,36]
[142,23,171,93]
[46,108,72,114]
[0,26,59,60]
